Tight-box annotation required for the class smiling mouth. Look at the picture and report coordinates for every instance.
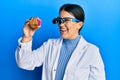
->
[60,28,68,33]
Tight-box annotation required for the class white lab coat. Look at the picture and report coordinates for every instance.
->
[15,36,105,80]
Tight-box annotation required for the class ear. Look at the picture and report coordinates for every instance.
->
[77,22,83,30]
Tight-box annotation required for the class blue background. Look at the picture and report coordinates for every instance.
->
[0,0,119,80]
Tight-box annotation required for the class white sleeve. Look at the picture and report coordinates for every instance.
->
[88,48,106,80]
[15,37,47,70]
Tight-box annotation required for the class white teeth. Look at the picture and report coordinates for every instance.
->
[61,28,66,30]
[60,28,67,30]
[61,29,66,31]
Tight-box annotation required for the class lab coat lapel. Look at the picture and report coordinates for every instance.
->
[52,38,63,80]
[65,36,88,70]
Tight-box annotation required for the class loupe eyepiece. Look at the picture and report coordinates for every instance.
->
[52,17,65,24]
[52,18,58,24]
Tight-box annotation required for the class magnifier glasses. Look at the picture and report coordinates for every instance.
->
[52,17,80,24]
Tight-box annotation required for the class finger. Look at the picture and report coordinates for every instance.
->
[24,20,30,25]
[29,17,33,20]
[24,17,33,23]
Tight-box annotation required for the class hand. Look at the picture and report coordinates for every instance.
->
[22,18,36,42]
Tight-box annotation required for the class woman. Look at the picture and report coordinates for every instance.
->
[15,3,105,80]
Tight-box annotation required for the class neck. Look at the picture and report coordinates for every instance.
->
[64,34,79,40]
[63,35,80,47]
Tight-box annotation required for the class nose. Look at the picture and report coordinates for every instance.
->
[58,23,65,28]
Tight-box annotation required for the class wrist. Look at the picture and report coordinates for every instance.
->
[21,36,32,43]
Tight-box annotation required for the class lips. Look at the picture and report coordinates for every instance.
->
[61,28,67,31]
[60,27,68,33]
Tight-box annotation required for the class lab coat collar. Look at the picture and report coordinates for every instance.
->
[52,35,89,80]
[63,35,89,71]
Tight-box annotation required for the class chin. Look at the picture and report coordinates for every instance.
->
[61,34,68,39]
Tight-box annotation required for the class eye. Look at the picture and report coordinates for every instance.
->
[62,17,74,22]
[63,18,72,22]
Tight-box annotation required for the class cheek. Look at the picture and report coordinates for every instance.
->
[68,24,77,32]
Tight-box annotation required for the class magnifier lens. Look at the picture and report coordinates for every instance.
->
[52,18,58,24]
[52,17,66,24]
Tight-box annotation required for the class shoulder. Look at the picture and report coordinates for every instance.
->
[80,36,100,56]
[80,36,104,66]
[81,36,99,50]
[87,42,99,51]
[86,42,104,67]
[84,39,101,59]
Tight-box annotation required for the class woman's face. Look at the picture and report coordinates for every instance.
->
[59,10,82,39]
